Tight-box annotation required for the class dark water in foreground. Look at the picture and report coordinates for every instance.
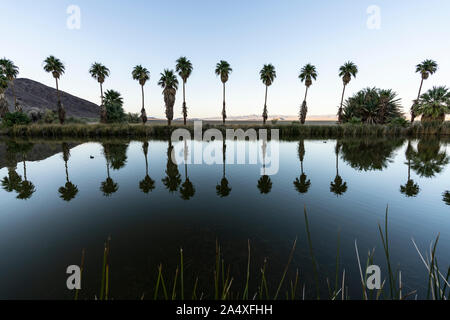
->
[0,138,449,299]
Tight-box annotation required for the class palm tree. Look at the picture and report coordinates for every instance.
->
[89,63,110,123]
[58,143,79,201]
[180,140,195,200]
[139,141,155,194]
[330,142,347,196]
[176,57,193,125]
[216,140,232,197]
[215,61,232,125]
[411,59,438,123]
[338,61,358,123]
[0,72,9,118]
[132,65,150,124]
[162,141,182,192]
[158,69,179,126]
[443,191,450,206]
[43,56,66,124]
[298,64,318,124]
[293,140,311,194]
[257,140,273,194]
[103,90,125,123]
[260,64,276,125]
[400,141,420,197]
[0,58,20,111]
[415,86,450,123]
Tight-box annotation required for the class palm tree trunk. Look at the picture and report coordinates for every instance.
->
[222,83,226,125]
[407,159,411,181]
[65,160,69,183]
[55,78,60,104]
[304,86,309,102]
[141,84,145,110]
[144,153,148,176]
[183,81,187,125]
[336,152,339,177]
[263,85,268,125]
[100,82,104,106]
[338,84,346,123]
[411,79,424,123]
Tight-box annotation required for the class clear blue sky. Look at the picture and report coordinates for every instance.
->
[1,0,449,118]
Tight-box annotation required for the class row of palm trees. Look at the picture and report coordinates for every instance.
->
[3,139,448,202]
[0,56,444,125]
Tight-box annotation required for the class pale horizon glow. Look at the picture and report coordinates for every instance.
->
[1,0,449,118]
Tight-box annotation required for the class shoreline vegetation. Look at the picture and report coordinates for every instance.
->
[1,121,449,139]
[76,212,449,300]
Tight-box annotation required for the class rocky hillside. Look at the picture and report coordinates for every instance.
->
[4,78,99,119]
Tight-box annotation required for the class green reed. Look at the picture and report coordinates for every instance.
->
[2,122,449,139]
[75,209,448,301]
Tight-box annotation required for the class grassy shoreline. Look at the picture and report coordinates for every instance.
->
[1,122,449,139]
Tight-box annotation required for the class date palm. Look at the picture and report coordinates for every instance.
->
[58,143,79,201]
[260,64,276,125]
[216,140,231,197]
[338,61,358,123]
[215,61,232,125]
[0,72,8,118]
[89,63,110,123]
[0,58,20,111]
[43,56,66,124]
[411,59,438,123]
[415,86,450,123]
[176,57,193,125]
[139,141,155,194]
[298,64,318,124]
[158,69,179,126]
[132,65,150,124]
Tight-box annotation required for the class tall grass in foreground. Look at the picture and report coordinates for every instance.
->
[78,209,449,300]
[2,122,450,139]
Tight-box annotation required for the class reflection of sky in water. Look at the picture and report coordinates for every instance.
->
[0,139,448,299]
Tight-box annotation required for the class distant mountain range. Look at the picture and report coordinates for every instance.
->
[10,78,431,122]
[5,78,99,118]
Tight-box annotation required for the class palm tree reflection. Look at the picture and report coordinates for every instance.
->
[180,139,195,200]
[17,143,36,200]
[58,143,79,201]
[293,140,311,194]
[257,140,273,194]
[162,141,181,193]
[411,139,449,178]
[100,143,120,197]
[139,141,155,194]
[443,191,450,206]
[330,141,347,196]
[400,141,420,197]
[216,140,232,197]
[1,142,22,194]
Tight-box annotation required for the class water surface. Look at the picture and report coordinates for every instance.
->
[0,137,448,299]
